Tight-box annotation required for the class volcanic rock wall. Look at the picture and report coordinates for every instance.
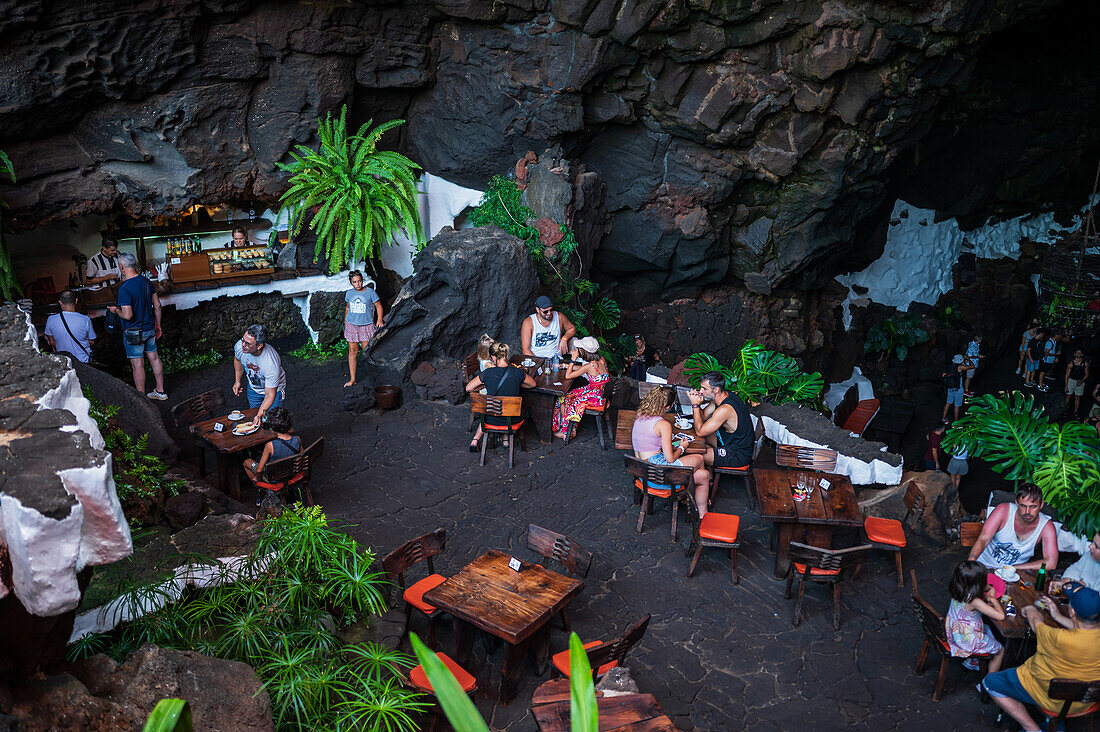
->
[0,0,1094,306]
[0,304,131,671]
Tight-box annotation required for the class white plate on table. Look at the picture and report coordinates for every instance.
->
[674,418,692,430]
[232,423,259,436]
[521,359,535,367]
[995,566,1020,583]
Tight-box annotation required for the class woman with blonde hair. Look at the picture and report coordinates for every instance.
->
[552,336,610,440]
[468,333,497,450]
[631,385,711,517]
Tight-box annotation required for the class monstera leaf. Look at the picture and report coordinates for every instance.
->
[780,371,825,406]
[946,392,1054,481]
[1056,487,1100,538]
[684,353,734,388]
[1034,453,1100,506]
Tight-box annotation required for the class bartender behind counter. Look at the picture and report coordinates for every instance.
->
[85,236,120,289]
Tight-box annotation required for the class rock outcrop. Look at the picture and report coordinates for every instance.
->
[365,226,540,387]
[0,0,1094,300]
[0,305,131,675]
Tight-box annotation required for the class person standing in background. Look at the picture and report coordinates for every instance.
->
[106,253,166,400]
[925,423,946,471]
[1016,319,1040,376]
[1065,350,1090,418]
[44,290,95,363]
[342,270,383,388]
[963,334,982,397]
[85,237,120,289]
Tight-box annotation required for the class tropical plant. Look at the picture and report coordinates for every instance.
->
[943,392,1100,536]
[684,341,825,409]
[279,105,424,275]
[70,506,426,732]
[467,176,634,370]
[290,339,349,362]
[143,699,192,732]
[410,631,597,732]
[157,345,225,375]
[863,314,929,362]
[0,149,19,301]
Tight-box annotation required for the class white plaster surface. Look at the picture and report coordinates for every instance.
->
[385,172,484,278]
[823,367,875,414]
[837,196,1099,327]
[758,413,903,486]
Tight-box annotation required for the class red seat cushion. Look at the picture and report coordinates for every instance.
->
[409,652,477,694]
[255,471,305,491]
[551,640,618,677]
[791,562,840,577]
[864,516,907,547]
[587,403,606,412]
[1039,701,1100,719]
[484,419,523,431]
[404,574,447,614]
[843,399,880,434]
[698,513,740,543]
[715,464,750,473]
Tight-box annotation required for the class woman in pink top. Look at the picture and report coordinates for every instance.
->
[631,386,711,516]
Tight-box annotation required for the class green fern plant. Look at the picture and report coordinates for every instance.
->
[278,106,424,273]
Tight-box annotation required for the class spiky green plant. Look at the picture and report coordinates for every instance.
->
[943,392,1100,536]
[0,150,20,301]
[279,106,423,274]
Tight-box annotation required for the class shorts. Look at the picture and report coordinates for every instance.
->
[246,388,284,410]
[1026,358,1040,373]
[947,457,969,476]
[1041,360,1056,374]
[982,668,1035,706]
[713,444,751,469]
[344,321,377,344]
[946,387,964,407]
[647,453,683,467]
[924,459,939,471]
[1067,378,1085,396]
[965,368,976,379]
[122,329,157,359]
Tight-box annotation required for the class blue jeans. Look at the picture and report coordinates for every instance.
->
[122,329,157,359]
[246,388,284,410]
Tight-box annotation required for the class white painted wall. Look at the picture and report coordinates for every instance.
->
[383,172,484,278]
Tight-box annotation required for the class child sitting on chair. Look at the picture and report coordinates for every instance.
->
[946,560,1006,674]
[244,407,301,506]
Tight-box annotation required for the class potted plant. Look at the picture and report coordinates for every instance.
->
[863,313,929,364]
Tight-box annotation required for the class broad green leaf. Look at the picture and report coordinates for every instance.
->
[143,699,192,732]
[569,633,598,732]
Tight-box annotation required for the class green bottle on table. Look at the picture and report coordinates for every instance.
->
[1035,563,1047,592]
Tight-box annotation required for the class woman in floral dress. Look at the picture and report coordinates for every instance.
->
[552,336,609,440]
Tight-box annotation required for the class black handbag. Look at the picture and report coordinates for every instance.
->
[123,328,145,346]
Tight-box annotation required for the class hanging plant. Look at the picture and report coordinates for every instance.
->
[0,150,20,302]
[278,106,424,274]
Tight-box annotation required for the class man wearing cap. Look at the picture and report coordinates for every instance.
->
[983,582,1100,732]
[942,353,970,424]
[521,296,576,360]
[1051,531,1100,593]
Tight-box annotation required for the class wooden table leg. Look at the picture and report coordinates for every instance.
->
[526,392,556,444]
[774,522,796,578]
[532,625,552,676]
[500,638,531,704]
[452,618,474,665]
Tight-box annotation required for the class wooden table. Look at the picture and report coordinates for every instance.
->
[510,355,575,443]
[614,410,707,455]
[422,550,584,703]
[531,679,676,731]
[987,570,1068,664]
[753,448,864,578]
[188,407,274,499]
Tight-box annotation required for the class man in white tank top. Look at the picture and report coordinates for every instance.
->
[971,484,1059,571]
[521,295,576,360]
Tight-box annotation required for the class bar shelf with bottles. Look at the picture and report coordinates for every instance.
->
[166,234,275,284]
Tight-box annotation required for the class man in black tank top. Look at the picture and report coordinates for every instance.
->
[689,371,756,469]
[1065,349,1090,417]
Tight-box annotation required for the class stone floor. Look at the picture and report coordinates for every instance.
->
[160,342,1009,731]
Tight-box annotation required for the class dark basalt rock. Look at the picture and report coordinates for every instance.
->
[364,226,539,388]
[0,0,1093,299]
[164,491,206,530]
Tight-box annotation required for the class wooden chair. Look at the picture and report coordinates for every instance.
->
[910,570,994,702]
[253,437,324,506]
[1041,679,1100,731]
[710,424,766,510]
[563,378,612,450]
[776,444,839,473]
[382,528,448,649]
[527,523,592,631]
[469,393,526,468]
[683,496,741,584]
[171,388,227,476]
[623,455,695,542]
[784,542,871,630]
[960,521,983,547]
[406,652,477,732]
[860,481,925,587]
[462,352,480,433]
[550,615,651,679]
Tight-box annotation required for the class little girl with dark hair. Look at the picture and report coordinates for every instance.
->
[946,560,1006,673]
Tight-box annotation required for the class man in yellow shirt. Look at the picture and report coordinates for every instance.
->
[982,583,1100,730]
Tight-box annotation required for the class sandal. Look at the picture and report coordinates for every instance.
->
[469,439,480,452]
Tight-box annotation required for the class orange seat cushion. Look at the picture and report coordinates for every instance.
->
[715,464,750,473]
[864,516,907,547]
[791,562,840,577]
[409,652,477,694]
[632,478,684,497]
[484,419,523,431]
[404,573,447,615]
[255,471,305,491]
[587,404,606,412]
[698,513,740,543]
[1039,701,1100,719]
[551,640,618,677]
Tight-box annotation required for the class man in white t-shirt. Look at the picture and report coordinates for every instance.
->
[232,324,286,426]
[521,295,576,359]
[85,238,120,289]
[44,290,96,363]
[970,483,1059,571]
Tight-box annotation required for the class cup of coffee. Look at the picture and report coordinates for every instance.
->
[229,410,244,420]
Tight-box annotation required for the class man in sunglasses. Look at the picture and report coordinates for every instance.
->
[521,295,576,360]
